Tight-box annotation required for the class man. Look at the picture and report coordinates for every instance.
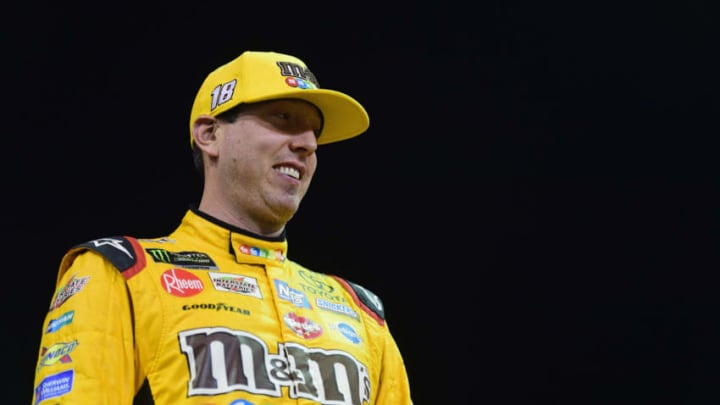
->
[32,50,413,404]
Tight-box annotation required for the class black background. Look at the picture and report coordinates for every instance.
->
[5,2,718,404]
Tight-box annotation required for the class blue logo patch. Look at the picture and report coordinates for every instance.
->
[275,279,311,308]
[337,322,361,344]
[46,310,75,334]
[34,369,74,404]
[316,297,358,319]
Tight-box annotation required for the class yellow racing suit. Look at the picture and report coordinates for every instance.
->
[32,208,412,404]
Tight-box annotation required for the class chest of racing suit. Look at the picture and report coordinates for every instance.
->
[32,208,412,404]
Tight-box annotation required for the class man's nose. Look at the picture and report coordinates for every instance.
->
[290,129,318,154]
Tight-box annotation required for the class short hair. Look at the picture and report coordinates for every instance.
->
[191,104,247,180]
[191,100,322,180]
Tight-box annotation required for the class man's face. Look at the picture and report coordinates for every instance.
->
[213,99,322,229]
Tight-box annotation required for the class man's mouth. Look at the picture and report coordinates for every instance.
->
[275,165,300,180]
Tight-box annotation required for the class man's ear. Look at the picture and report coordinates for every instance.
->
[192,115,219,157]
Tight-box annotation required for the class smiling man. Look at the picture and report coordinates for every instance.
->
[32,50,413,405]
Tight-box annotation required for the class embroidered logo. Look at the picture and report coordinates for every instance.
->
[146,248,218,270]
[39,340,79,369]
[335,322,362,344]
[316,298,359,320]
[50,274,89,310]
[34,369,74,404]
[283,312,323,339]
[208,272,262,298]
[46,310,75,334]
[275,280,311,309]
[161,269,204,297]
[237,243,285,262]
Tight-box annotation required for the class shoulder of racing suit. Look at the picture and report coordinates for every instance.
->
[330,275,386,326]
[59,236,147,280]
[58,236,389,326]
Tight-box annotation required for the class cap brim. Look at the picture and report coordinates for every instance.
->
[246,89,369,145]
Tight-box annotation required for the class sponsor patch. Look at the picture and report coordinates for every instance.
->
[39,340,79,369]
[208,272,262,298]
[146,248,218,270]
[50,274,89,310]
[237,243,285,262]
[297,269,347,302]
[315,298,358,320]
[46,310,75,334]
[182,302,250,316]
[298,269,335,293]
[34,369,74,404]
[275,280,311,308]
[177,327,370,402]
[334,322,362,344]
[283,312,323,339]
[161,269,204,297]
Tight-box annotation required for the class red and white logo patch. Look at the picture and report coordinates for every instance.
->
[208,272,262,298]
[160,269,203,297]
[283,312,323,339]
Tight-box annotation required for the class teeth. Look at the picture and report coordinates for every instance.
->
[276,166,300,179]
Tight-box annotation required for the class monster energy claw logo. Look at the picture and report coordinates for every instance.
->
[146,248,218,269]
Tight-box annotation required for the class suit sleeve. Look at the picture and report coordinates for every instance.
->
[32,250,139,404]
[374,321,414,405]
[331,275,413,404]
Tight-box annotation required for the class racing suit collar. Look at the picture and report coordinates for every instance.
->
[182,207,288,265]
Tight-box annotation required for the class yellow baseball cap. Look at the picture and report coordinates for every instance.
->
[189,50,369,146]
